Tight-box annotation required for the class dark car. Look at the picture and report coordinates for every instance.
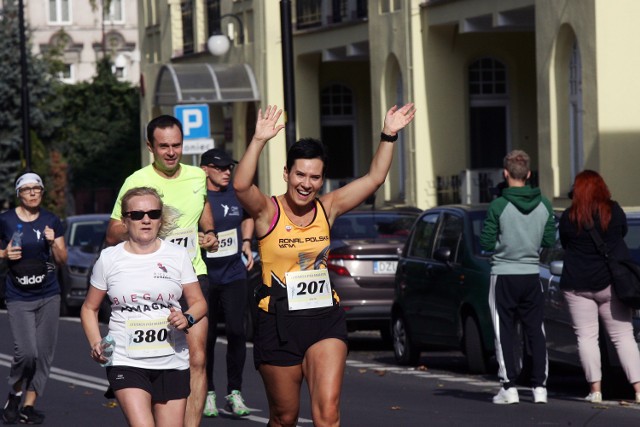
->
[540,209,640,379]
[327,208,420,340]
[59,214,110,315]
[391,204,495,373]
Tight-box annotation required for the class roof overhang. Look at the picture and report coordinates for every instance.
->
[154,62,260,106]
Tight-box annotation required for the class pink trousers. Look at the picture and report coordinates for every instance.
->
[563,285,640,384]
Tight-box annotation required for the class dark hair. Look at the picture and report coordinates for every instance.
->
[503,150,530,181]
[286,138,329,176]
[568,169,612,231]
[146,115,183,145]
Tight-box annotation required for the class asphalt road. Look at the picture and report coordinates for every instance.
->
[1,312,640,426]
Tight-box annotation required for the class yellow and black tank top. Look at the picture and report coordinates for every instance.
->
[257,196,339,313]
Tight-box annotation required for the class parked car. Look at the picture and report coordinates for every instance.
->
[391,204,495,373]
[327,207,420,340]
[539,208,640,383]
[59,214,110,315]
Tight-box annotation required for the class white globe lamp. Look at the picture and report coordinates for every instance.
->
[207,34,231,56]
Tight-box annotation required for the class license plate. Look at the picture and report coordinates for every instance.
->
[373,261,397,275]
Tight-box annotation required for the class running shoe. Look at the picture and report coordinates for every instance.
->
[225,390,250,416]
[2,393,21,424]
[18,405,44,425]
[532,387,548,404]
[492,387,519,404]
[585,391,602,403]
[203,391,218,417]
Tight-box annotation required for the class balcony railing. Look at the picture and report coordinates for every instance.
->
[296,0,368,30]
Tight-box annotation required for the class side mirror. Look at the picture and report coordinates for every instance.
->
[434,247,452,263]
[550,260,564,276]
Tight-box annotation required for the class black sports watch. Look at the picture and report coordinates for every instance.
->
[185,313,196,329]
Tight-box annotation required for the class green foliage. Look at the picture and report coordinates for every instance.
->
[54,57,140,193]
[0,3,64,209]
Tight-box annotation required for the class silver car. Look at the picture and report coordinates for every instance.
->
[540,209,640,382]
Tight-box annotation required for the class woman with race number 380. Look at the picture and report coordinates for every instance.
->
[81,187,207,427]
[233,103,415,426]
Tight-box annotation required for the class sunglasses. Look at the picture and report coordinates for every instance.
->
[208,164,235,172]
[125,209,162,221]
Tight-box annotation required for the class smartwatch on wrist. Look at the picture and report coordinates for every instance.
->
[185,313,196,329]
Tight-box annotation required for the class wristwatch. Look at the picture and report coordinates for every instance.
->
[185,313,196,329]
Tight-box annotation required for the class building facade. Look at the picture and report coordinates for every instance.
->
[25,0,139,84]
[138,0,640,209]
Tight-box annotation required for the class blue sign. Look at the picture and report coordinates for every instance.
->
[174,104,211,140]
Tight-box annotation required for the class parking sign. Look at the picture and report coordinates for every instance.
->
[174,104,211,139]
[174,104,214,155]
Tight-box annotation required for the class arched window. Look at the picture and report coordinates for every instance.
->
[321,84,355,180]
[468,58,510,168]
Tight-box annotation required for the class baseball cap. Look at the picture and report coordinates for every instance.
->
[200,148,238,167]
[15,172,44,193]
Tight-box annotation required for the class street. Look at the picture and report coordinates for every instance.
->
[1,311,639,426]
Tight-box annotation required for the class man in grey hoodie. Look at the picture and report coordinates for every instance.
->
[480,150,555,405]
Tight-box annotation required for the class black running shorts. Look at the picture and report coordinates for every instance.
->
[253,305,348,369]
[106,366,190,402]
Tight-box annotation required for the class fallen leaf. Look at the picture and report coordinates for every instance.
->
[417,365,428,371]
[374,370,386,376]
[358,369,367,374]
[83,390,94,396]
[391,406,401,410]
[103,401,119,408]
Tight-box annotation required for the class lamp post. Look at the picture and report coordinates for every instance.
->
[280,0,296,149]
[18,0,32,171]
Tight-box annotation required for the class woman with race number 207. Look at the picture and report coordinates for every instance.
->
[233,103,415,426]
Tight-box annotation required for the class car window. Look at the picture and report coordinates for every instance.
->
[331,213,416,240]
[434,213,463,262]
[469,210,488,256]
[625,219,640,263]
[68,221,108,248]
[408,213,439,259]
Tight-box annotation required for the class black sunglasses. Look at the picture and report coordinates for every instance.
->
[208,164,235,172]
[125,209,162,221]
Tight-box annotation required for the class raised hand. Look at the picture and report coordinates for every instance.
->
[383,103,416,135]
[254,105,286,143]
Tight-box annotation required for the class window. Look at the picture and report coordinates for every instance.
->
[321,84,355,179]
[434,213,463,262]
[408,213,439,259]
[181,1,194,54]
[468,57,510,168]
[104,0,124,23]
[56,64,74,83]
[296,0,322,29]
[49,0,71,24]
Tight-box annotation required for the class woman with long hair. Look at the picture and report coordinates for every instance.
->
[559,169,640,403]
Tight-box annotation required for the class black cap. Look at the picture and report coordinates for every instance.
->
[200,148,238,167]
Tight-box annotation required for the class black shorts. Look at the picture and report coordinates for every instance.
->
[253,306,348,369]
[179,274,209,312]
[106,366,190,402]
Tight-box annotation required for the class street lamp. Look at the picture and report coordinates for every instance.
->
[18,0,32,171]
[207,13,244,56]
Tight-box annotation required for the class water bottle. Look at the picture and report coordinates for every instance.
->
[100,334,115,367]
[11,224,23,247]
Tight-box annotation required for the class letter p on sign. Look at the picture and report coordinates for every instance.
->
[174,104,211,140]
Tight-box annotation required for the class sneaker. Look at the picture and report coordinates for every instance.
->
[2,393,21,424]
[532,387,548,404]
[225,390,250,416]
[585,391,602,403]
[203,391,218,417]
[18,406,44,425]
[492,387,519,404]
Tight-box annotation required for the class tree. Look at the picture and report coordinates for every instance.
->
[54,57,140,205]
[0,3,63,210]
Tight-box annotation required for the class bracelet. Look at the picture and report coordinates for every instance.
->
[380,132,398,142]
[204,229,216,235]
[242,238,252,243]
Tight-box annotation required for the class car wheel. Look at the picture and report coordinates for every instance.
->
[463,316,489,374]
[392,313,420,366]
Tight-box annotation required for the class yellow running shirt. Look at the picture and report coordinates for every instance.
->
[257,196,339,313]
